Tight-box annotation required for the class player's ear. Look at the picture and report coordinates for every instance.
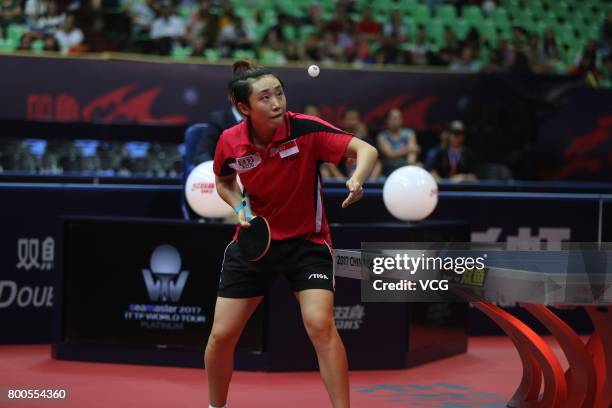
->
[236,101,250,117]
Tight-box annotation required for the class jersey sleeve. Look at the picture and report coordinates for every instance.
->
[310,120,353,165]
[213,132,236,177]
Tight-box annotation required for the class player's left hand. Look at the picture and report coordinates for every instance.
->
[342,178,363,208]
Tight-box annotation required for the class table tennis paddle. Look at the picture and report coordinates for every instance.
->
[237,197,271,261]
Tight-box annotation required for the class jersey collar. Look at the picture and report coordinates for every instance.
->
[238,112,291,147]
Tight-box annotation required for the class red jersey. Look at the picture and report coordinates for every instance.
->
[213,111,353,246]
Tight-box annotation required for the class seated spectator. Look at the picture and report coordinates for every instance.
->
[0,0,22,39]
[599,10,612,56]
[341,108,382,179]
[432,26,459,66]
[150,2,186,55]
[406,26,431,65]
[383,9,408,43]
[356,6,381,40]
[570,54,601,86]
[303,104,321,118]
[29,0,65,35]
[128,0,157,36]
[449,45,481,72]
[425,127,450,168]
[54,14,84,54]
[217,15,254,58]
[320,29,342,62]
[540,29,560,65]
[24,0,47,26]
[427,120,477,181]
[377,108,421,175]
[187,0,218,48]
[43,33,59,51]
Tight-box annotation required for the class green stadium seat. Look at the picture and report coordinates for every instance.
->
[31,39,44,53]
[397,0,418,15]
[0,38,16,52]
[540,12,559,31]
[528,2,545,19]
[402,16,417,39]
[455,19,470,40]
[490,8,510,27]
[427,18,445,48]
[555,23,574,46]
[550,1,569,19]
[204,48,220,62]
[171,46,192,58]
[282,25,296,42]
[7,24,27,45]
[480,20,498,44]
[259,49,285,64]
[463,5,483,27]
[436,4,456,25]
[298,25,316,43]
[412,4,431,26]
[232,49,256,60]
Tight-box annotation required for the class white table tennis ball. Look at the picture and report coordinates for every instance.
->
[383,166,438,221]
[308,64,320,77]
[185,160,234,218]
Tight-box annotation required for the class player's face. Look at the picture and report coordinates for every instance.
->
[246,75,286,130]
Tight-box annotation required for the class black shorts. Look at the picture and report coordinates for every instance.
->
[218,238,334,298]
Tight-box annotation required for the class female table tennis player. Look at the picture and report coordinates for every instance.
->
[206,60,378,408]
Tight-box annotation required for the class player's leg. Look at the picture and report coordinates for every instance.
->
[206,241,270,407]
[205,295,263,407]
[297,289,350,408]
[285,240,349,407]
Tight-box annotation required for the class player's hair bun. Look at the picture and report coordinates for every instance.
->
[233,59,256,75]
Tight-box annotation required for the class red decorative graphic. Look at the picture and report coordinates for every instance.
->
[55,94,80,121]
[192,182,215,193]
[26,84,188,124]
[546,114,612,179]
[27,94,53,120]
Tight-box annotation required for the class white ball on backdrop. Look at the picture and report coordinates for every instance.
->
[383,166,438,221]
[185,161,235,218]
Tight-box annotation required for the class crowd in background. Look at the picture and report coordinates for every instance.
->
[0,106,491,180]
[1,0,611,85]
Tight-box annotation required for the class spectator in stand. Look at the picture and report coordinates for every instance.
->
[24,0,47,26]
[427,120,477,181]
[570,53,601,86]
[432,26,459,66]
[303,31,322,61]
[28,0,65,37]
[449,45,480,71]
[217,15,254,58]
[377,108,421,175]
[406,26,431,65]
[574,39,599,67]
[526,32,549,72]
[128,0,157,36]
[320,28,343,62]
[0,0,22,39]
[54,14,84,54]
[42,33,59,51]
[320,108,383,179]
[187,0,218,50]
[598,10,612,56]
[425,127,450,169]
[303,104,321,118]
[263,12,291,44]
[150,1,186,55]
[356,6,381,40]
[383,9,408,43]
[540,29,560,65]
